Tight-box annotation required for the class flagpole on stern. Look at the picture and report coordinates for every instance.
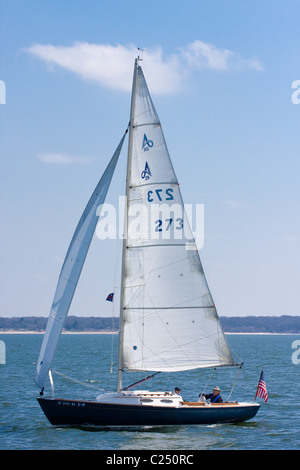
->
[254,367,268,402]
[254,368,263,402]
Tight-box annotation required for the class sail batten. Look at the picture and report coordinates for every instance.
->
[133,123,161,128]
[35,132,127,390]
[119,61,234,376]
[124,306,215,309]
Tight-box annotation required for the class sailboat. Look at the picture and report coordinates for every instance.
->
[36,58,260,426]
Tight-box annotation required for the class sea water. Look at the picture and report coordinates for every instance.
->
[0,333,299,450]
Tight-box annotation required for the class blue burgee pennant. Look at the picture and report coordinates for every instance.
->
[106,293,114,302]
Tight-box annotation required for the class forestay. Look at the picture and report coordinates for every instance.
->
[119,61,234,374]
[35,132,126,390]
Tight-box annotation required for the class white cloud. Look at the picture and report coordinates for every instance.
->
[26,42,180,94]
[181,40,263,71]
[181,41,233,70]
[38,153,94,164]
[224,199,249,209]
[25,41,263,95]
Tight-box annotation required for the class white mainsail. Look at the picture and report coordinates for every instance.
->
[118,60,234,382]
[35,132,127,390]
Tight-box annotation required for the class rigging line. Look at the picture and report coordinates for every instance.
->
[123,372,161,391]
[201,369,214,395]
[226,343,243,366]
[214,306,235,363]
[140,242,146,369]
[226,364,243,402]
[110,139,128,373]
[110,218,123,373]
[51,369,102,391]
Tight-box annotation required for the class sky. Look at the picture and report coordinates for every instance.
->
[0,0,299,318]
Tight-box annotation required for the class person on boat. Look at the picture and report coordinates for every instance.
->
[174,387,181,395]
[199,386,223,403]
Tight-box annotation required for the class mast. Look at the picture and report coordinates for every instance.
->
[117,58,139,392]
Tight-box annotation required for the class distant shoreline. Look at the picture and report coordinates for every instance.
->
[0,330,118,334]
[1,315,299,334]
[0,330,298,335]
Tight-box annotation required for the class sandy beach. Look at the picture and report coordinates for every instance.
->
[0,330,295,335]
[0,330,118,334]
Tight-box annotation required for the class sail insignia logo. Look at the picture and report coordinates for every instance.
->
[141,161,152,180]
[142,134,153,151]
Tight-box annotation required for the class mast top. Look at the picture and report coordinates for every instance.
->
[137,48,146,62]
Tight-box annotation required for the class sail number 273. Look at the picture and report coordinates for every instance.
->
[147,188,174,202]
[155,218,183,231]
[146,188,184,232]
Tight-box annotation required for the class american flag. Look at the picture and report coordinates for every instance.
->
[106,293,114,302]
[255,369,268,402]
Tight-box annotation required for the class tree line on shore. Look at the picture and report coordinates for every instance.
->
[0,315,299,333]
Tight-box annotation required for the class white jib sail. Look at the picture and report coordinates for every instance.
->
[120,61,234,374]
[35,132,126,390]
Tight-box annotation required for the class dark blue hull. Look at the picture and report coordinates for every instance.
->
[37,397,260,426]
